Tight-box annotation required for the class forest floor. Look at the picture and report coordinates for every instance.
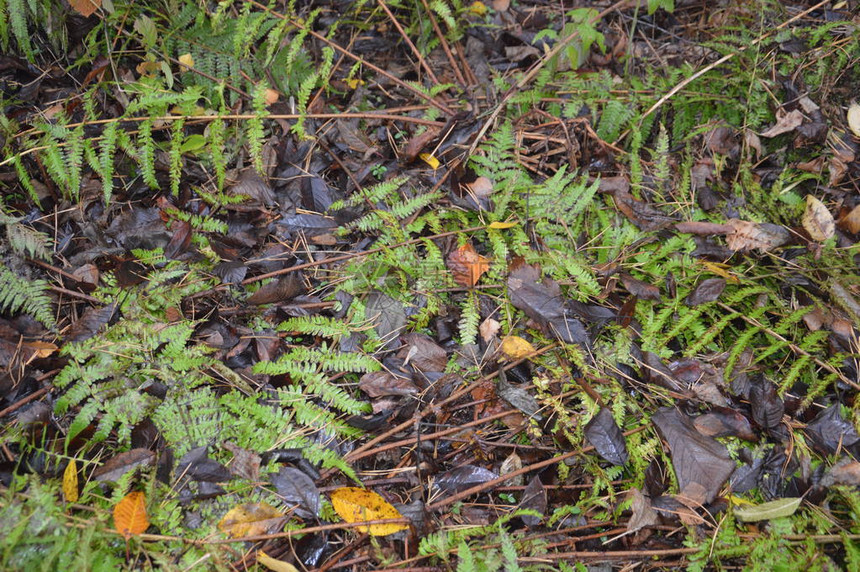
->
[1,0,860,570]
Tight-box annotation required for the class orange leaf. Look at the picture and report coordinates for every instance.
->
[63,459,79,503]
[218,503,284,538]
[113,492,149,539]
[68,0,101,17]
[330,487,408,536]
[447,243,490,287]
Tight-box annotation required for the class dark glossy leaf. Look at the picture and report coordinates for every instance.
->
[213,261,247,285]
[399,333,447,372]
[270,466,321,519]
[749,378,784,429]
[164,220,192,259]
[507,263,589,345]
[804,404,860,455]
[93,448,156,482]
[433,465,498,494]
[277,213,338,235]
[584,407,629,465]
[358,371,419,397]
[177,446,231,482]
[247,273,306,305]
[302,175,335,211]
[517,475,546,526]
[65,302,118,342]
[694,408,757,441]
[620,274,661,301]
[651,407,735,504]
[685,278,726,306]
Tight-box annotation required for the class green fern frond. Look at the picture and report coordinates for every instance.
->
[0,266,54,328]
[1,216,52,260]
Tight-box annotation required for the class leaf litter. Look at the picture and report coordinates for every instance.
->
[1,0,860,569]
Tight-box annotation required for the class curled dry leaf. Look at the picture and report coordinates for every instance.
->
[802,195,835,242]
[760,109,804,138]
[838,204,860,234]
[447,243,490,287]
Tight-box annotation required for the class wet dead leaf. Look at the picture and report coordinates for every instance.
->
[685,278,726,306]
[114,492,149,539]
[270,466,321,519]
[93,449,156,482]
[734,497,801,523]
[330,487,408,536]
[651,407,735,505]
[802,195,835,241]
[69,0,101,17]
[838,204,860,234]
[584,407,629,466]
[434,465,499,494]
[218,503,285,538]
[447,243,490,287]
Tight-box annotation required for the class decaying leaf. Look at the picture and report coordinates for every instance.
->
[517,475,546,526]
[93,449,156,482]
[257,551,300,572]
[330,487,409,536]
[725,219,791,252]
[63,460,79,503]
[69,0,101,17]
[734,497,802,523]
[247,274,306,305]
[802,195,835,242]
[114,492,149,539]
[626,488,659,533]
[447,243,490,287]
[218,503,285,538]
[651,407,735,505]
[760,109,804,138]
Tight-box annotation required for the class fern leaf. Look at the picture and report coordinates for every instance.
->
[0,266,55,328]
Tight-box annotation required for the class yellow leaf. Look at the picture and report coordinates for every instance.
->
[467,1,488,16]
[113,492,149,539]
[803,195,835,242]
[330,487,408,536]
[699,261,740,284]
[63,459,79,503]
[69,0,101,17]
[500,336,536,360]
[178,53,194,71]
[345,78,365,89]
[218,503,284,538]
[257,551,300,572]
[136,60,161,77]
[488,221,517,230]
[418,153,440,170]
[847,102,860,138]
